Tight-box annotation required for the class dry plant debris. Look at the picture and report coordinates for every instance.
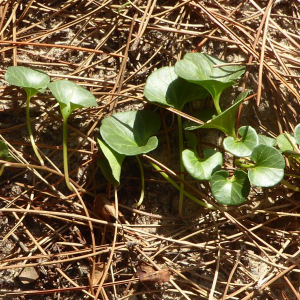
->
[0,0,300,299]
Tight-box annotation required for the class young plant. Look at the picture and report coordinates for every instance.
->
[48,80,98,192]
[5,66,50,165]
[98,110,161,206]
[144,66,208,215]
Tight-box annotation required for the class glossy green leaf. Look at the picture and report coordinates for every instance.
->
[223,126,258,157]
[174,53,245,112]
[210,170,250,205]
[276,133,295,152]
[100,110,161,156]
[0,141,12,161]
[294,124,300,145]
[97,139,125,186]
[5,66,50,98]
[144,66,208,111]
[258,134,277,147]
[248,144,285,187]
[183,148,223,180]
[187,91,249,138]
[48,80,97,120]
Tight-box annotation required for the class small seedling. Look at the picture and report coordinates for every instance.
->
[5,66,50,165]
[0,140,13,176]
[98,110,161,206]
[48,80,98,192]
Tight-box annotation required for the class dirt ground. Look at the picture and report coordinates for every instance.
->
[1,0,300,299]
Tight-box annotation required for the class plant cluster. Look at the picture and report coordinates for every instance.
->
[98,53,300,211]
[4,66,98,191]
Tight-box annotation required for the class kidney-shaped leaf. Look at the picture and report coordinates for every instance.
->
[210,170,250,205]
[223,126,258,157]
[191,90,249,138]
[294,124,300,145]
[48,80,97,119]
[248,144,285,187]
[276,133,296,152]
[97,139,125,186]
[183,148,223,180]
[100,110,161,156]
[5,66,50,97]
[175,53,245,103]
[258,134,277,147]
[144,66,208,111]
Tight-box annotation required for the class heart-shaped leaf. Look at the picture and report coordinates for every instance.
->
[276,133,296,152]
[223,126,258,157]
[48,80,97,120]
[100,110,161,156]
[258,134,277,147]
[175,53,245,113]
[187,91,249,138]
[210,170,250,205]
[5,66,50,98]
[183,148,223,180]
[144,66,208,111]
[97,139,125,186]
[248,144,285,187]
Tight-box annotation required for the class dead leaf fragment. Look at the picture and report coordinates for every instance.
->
[94,194,117,221]
[19,267,39,284]
[92,262,106,285]
[136,265,171,286]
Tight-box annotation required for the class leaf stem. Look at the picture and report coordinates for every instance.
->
[62,118,74,192]
[281,179,300,192]
[177,115,185,217]
[213,94,222,115]
[26,96,44,166]
[235,158,255,169]
[135,155,145,207]
[149,161,214,209]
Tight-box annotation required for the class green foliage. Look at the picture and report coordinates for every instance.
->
[182,148,223,180]
[5,66,50,98]
[248,144,285,187]
[276,133,295,152]
[48,80,97,120]
[0,141,12,161]
[144,66,208,111]
[97,139,125,186]
[223,126,258,157]
[100,110,161,156]
[174,53,245,114]
[210,170,250,205]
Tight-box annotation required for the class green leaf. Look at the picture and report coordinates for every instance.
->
[258,134,277,147]
[97,139,125,186]
[210,170,250,205]
[100,110,161,155]
[248,144,285,187]
[48,80,97,120]
[185,132,198,148]
[276,133,295,152]
[144,66,208,111]
[175,53,245,112]
[223,126,258,157]
[183,148,223,180]
[5,66,50,97]
[294,124,300,145]
[0,141,12,161]
[188,91,249,138]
